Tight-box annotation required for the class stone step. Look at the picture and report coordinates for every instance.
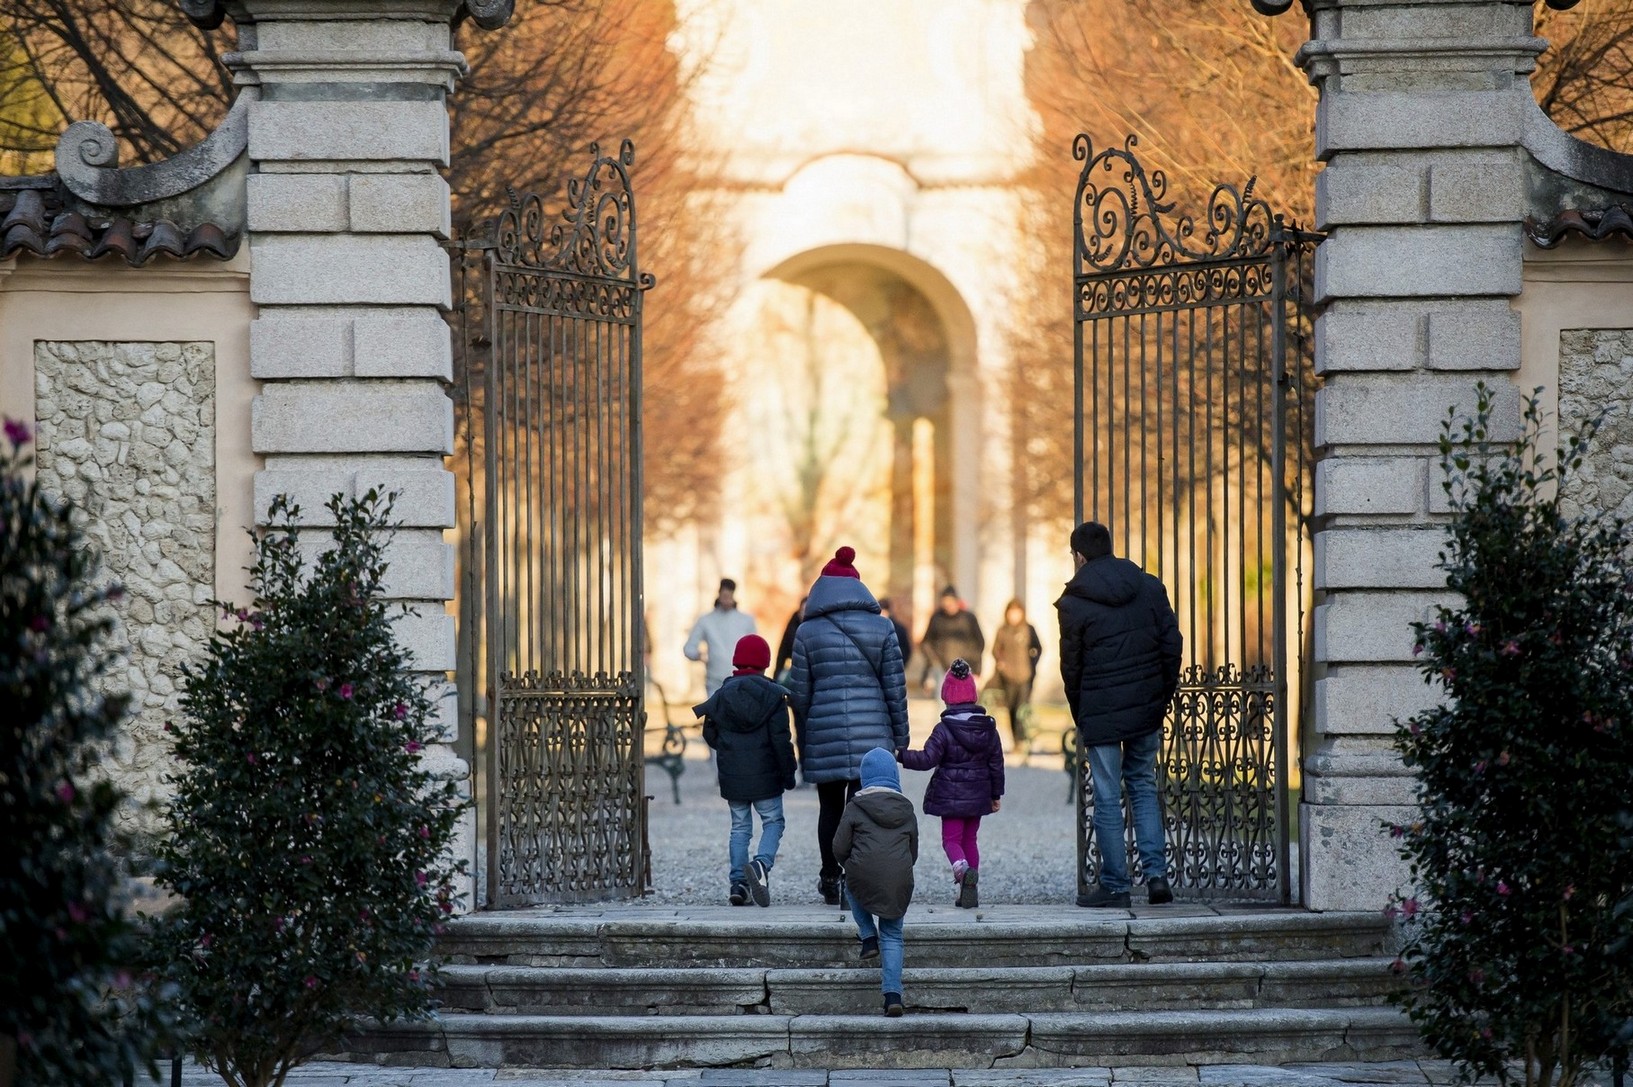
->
[435,958,1396,1016]
[437,909,1393,970]
[339,1006,1422,1070]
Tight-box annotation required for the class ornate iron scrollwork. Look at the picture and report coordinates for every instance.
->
[1074,134,1279,275]
[495,140,654,291]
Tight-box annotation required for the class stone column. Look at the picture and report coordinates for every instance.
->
[186,0,511,901]
[1298,0,1534,910]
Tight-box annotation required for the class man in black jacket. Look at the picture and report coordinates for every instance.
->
[1056,521,1182,908]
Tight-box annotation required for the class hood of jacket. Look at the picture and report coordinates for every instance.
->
[939,707,998,751]
[804,574,881,621]
[710,674,789,733]
[1062,555,1143,609]
[852,787,915,829]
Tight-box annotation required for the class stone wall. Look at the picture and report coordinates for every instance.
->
[33,340,217,824]
[1558,329,1633,522]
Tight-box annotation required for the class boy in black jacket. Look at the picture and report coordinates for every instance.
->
[696,634,798,906]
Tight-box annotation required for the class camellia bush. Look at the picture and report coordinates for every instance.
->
[149,492,467,1087]
[1390,385,1633,1087]
[0,418,167,1086]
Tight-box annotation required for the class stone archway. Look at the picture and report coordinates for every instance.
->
[723,244,980,642]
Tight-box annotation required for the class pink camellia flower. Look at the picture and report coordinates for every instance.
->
[246,752,257,766]
[1464,621,1481,637]
[1401,897,1420,919]
[393,702,408,720]
[304,975,318,990]
[1408,722,1422,736]
[1383,903,1400,920]
[408,969,420,983]
[1389,958,1406,975]
[66,901,89,924]
[1481,1028,1494,1041]
[1473,760,1487,775]
[1564,884,1576,901]
[339,682,354,701]
[415,870,428,887]
[1389,825,1406,839]
[29,614,50,633]
[1563,944,1575,955]
[200,933,213,949]
[1500,639,1521,657]
[55,781,75,804]
[1441,667,1457,683]
[274,916,285,933]
[4,417,32,447]
[1434,620,1447,634]
[1497,751,1510,767]
[405,741,423,754]
[1460,910,1473,925]
[1496,881,1511,897]
[315,676,330,692]
[1411,643,1424,657]
[418,825,430,839]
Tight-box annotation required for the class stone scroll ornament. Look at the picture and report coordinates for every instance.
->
[179,0,515,30]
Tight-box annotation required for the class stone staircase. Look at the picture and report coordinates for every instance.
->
[337,905,1419,1071]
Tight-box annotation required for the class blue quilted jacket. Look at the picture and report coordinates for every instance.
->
[786,575,910,784]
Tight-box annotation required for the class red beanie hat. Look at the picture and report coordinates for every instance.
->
[941,658,979,705]
[732,634,772,674]
[821,546,860,579]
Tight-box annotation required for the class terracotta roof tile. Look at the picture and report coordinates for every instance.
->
[1525,207,1633,249]
[0,176,240,266]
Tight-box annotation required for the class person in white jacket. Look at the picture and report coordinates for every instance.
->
[685,578,758,696]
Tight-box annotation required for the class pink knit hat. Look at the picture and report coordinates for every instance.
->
[941,658,978,705]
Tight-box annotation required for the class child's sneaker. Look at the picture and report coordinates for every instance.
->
[859,935,880,960]
[747,859,771,908]
[729,882,750,906]
[957,868,979,909]
[952,859,970,885]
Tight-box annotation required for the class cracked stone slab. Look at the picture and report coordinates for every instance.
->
[952,1068,1113,1086]
[1108,1068,1202,1084]
[790,1015,1029,1069]
[1283,1061,1429,1084]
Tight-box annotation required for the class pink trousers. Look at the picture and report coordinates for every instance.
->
[941,815,983,870]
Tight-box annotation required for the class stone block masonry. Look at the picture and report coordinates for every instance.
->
[34,341,216,826]
[1558,328,1633,522]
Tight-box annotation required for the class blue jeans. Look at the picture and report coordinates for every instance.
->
[848,892,905,996]
[728,796,785,883]
[1086,728,1167,893]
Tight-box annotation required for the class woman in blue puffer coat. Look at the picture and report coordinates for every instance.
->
[787,546,910,904]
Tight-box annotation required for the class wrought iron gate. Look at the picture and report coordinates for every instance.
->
[1071,136,1316,903]
[453,142,649,907]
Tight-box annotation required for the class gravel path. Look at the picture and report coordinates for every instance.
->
[647,699,1082,907]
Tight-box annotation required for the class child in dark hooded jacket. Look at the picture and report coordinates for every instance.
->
[834,747,919,1017]
[697,634,797,907]
[898,658,1004,909]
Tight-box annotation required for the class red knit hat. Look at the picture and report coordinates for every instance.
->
[732,634,771,674]
[941,658,979,704]
[821,546,860,579]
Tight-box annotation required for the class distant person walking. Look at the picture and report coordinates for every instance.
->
[787,546,911,905]
[834,747,919,1017]
[1057,521,1182,908]
[696,634,797,908]
[879,598,912,676]
[919,587,984,695]
[989,599,1043,753]
[684,578,757,697]
[898,659,1003,909]
[774,596,807,683]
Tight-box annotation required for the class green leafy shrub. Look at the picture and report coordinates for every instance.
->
[150,492,467,1087]
[0,418,168,1085]
[1391,385,1633,1087]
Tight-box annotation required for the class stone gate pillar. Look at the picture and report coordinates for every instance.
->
[1295,0,1535,910]
[183,0,512,900]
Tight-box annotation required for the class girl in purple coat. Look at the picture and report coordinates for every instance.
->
[898,659,1005,908]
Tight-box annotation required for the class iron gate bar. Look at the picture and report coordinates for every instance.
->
[471,141,650,907]
[1070,134,1314,903]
